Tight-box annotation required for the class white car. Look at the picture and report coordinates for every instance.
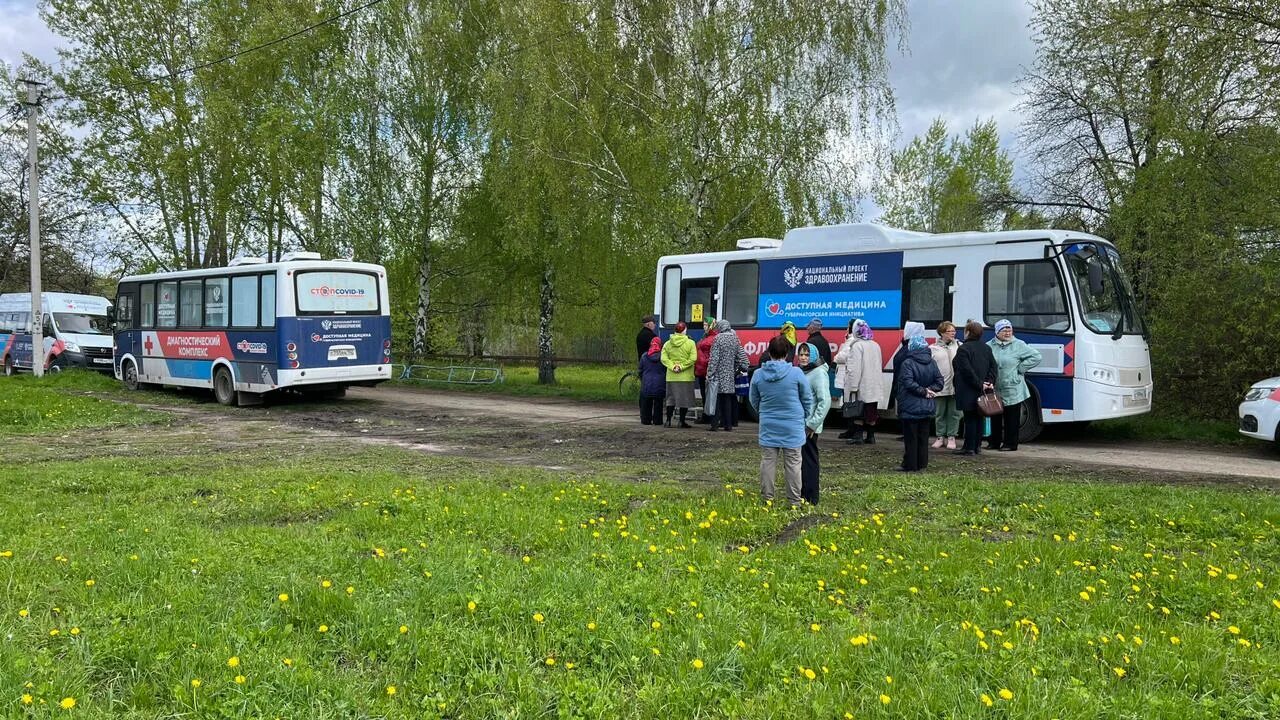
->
[1239,377,1280,443]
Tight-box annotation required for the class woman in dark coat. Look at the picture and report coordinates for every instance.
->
[638,337,667,425]
[896,336,943,472]
[952,320,998,455]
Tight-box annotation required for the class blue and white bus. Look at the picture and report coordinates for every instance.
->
[654,224,1152,441]
[113,253,392,405]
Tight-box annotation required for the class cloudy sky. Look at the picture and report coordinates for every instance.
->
[2,0,1037,210]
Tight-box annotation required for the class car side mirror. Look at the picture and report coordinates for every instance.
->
[1088,263,1105,296]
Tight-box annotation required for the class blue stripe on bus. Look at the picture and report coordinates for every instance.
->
[164,358,213,380]
[1028,375,1074,411]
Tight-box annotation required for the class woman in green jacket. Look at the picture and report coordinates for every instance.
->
[986,319,1042,451]
[660,322,698,428]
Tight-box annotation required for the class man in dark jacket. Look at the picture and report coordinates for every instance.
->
[636,315,658,360]
[952,320,998,455]
[803,318,834,368]
[897,335,943,472]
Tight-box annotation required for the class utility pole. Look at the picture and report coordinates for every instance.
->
[21,79,43,378]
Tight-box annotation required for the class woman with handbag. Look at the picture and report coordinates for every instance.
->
[953,320,997,455]
[834,319,885,444]
[986,319,1043,451]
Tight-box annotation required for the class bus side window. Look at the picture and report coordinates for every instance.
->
[205,277,229,328]
[17,312,30,333]
[231,275,259,327]
[157,281,178,328]
[260,274,276,327]
[0,313,11,333]
[723,262,759,327]
[117,294,136,330]
[661,266,681,327]
[141,284,156,328]
[902,266,954,329]
[179,280,203,327]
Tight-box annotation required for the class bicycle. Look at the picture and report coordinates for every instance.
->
[618,370,640,398]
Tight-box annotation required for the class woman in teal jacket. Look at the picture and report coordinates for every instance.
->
[986,319,1042,451]
[797,343,831,504]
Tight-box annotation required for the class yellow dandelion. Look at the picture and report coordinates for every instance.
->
[651,620,662,630]
[399,625,409,634]
[84,579,95,587]
[282,658,293,667]
[18,609,28,617]
[227,656,240,668]
[346,586,355,595]
[1228,625,1240,635]
[1271,598,1280,610]
[810,623,821,633]
[277,593,289,602]
[691,658,704,670]
[545,657,556,666]
[998,688,1013,701]
[318,624,329,633]
[736,640,747,649]
[879,694,891,705]
[190,679,201,688]
[321,580,332,588]
[803,668,817,680]
[1113,667,1126,678]
[980,693,993,707]
[467,601,477,612]
[21,694,33,705]
[849,635,869,646]
[234,675,246,684]
[587,622,598,631]
[565,662,575,669]
[59,697,76,710]
[1079,591,1090,601]
[533,612,545,623]
[386,685,396,696]
[1170,636,1181,645]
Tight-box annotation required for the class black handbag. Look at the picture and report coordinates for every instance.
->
[842,392,864,418]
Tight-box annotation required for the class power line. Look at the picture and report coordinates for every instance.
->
[42,0,386,103]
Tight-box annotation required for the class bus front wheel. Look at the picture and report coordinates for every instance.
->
[213,367,237,406]
[1018,386,1044,444]
[3,355,13,376]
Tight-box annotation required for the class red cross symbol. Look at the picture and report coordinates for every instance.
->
[143,336,154,354]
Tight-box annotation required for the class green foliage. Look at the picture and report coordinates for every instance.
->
[2,441,1280,717]
[394,362,633,403]
[1021,0,1280,418]
[875,117,1014,233]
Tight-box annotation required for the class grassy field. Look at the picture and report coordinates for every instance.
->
[1,376,1279,718]
[393,362,634,404]
[0,370,166,435]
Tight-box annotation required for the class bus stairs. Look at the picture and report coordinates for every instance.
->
[394,363,505,385]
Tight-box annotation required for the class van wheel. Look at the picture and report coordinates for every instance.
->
[48,357,64,374]
[213,367,236,406]
[1018,386,1044,443]
[3,355,13,376]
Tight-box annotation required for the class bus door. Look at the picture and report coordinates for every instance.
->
[680,277,718,335]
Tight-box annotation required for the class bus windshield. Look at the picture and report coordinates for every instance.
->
[1063,243,1144,336]
[54,312,110,335]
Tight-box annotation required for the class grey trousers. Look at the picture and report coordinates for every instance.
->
[759,446,802,505]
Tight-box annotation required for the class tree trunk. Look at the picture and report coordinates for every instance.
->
[538,265,556,385]
[412,253,431,359]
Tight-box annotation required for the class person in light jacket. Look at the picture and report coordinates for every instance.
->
[986,319,1042,451]
[705,319,749,431]
[797,342,831,504]
[896,335,944,472]
[637,337,666,425]
[749,336,813,506]
[952,320,997,456]
[834,319,886,445]
[929,321,962,450]
[660,322,698,428]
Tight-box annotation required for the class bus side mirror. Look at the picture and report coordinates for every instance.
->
[106,307,117,330]
[1088,263,1105,296]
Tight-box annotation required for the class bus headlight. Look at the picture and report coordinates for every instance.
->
[1088,363,1118,385]
[1245,386,1276,402]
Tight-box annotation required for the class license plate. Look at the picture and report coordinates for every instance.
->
[328,346,357,361]
[93,358,112,364]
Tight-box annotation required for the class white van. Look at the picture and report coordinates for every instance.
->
[0,292,115,374]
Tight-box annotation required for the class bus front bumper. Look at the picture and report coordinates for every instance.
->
[1072,379,1154,421]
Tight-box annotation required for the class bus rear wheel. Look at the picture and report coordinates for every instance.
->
[3,355,13,376]
[213,367,237,406]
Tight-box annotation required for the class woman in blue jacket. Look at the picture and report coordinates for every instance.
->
[896,335,943,472]
[637,337,666,425]
[986,319,1042,451]
[749,336,814,506]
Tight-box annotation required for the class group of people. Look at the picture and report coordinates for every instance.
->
[637,312,1043,508]
[636,314,750,430]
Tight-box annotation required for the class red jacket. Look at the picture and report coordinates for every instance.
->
[695,330,718,377]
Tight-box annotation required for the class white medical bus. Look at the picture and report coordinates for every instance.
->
[0,292,115,374]
[113,253,393,405]
[653,223,1152,441]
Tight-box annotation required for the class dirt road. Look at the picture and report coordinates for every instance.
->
[337,386,1280,484]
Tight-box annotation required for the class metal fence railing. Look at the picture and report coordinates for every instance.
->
[393,363,505,385]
